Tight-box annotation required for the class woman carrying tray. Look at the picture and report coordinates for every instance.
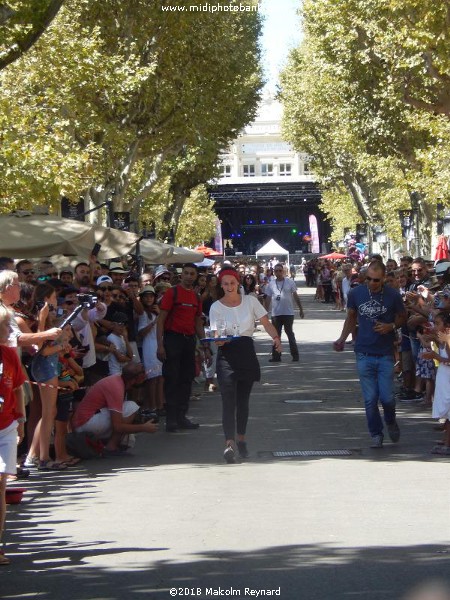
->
[209,268,281,463]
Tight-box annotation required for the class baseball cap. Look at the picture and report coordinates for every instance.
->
[139,285,156,296]
[97,275,113,285]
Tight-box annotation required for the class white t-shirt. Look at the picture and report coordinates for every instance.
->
[264,277,298,316]
[209,295,267,338]
[107,332,127,375]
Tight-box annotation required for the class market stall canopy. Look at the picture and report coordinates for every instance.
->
[166,245,204,264]
[194,245,222,256]
[0,212,140,259]
[255,239,289,256]
[319,252,347,260]
[139,239,204,264]
[194,258,215,267]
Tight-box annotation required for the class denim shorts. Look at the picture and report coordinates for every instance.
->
[31,353,59,383]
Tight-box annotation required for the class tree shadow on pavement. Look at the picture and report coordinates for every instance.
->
[2,538,450,600]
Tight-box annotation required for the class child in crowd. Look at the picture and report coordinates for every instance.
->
[421,312,450,455]
[106,312,133,375]
[53,350,83,466]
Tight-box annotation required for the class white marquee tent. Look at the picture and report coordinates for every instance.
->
[255,239,290,263]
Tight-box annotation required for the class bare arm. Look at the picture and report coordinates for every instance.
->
[292,291,304,317]
[335,308,357,346]
[259,314,282,353]
[110,410,158,434]
[156,309,169,361]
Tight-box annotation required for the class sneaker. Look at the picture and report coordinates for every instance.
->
[237,441,249,459]
[387,421,400,443]
[268,358,281,363]
[223,445,236,464]
[23,456,39,468]
[397,391,423,402]
[370,434,384,449]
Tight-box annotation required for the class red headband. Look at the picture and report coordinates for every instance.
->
[218,269,240,283]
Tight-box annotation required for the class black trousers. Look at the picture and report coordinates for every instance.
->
[162,331,196,424]
[217,365,254,440]
[271,315,299,360]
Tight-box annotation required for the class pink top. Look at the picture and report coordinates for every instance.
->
[72,374,125,428]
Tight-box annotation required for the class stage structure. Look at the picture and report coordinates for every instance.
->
[209,95,331,257]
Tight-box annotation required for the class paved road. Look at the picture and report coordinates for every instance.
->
[3,280,450,600]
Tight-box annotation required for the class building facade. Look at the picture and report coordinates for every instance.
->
[209,94,330,257]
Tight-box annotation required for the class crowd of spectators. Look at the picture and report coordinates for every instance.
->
[321,253,450,450]
[1,250,449,565]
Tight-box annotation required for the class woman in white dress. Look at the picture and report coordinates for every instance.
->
[138,286,163,413]
[209,268,281,463]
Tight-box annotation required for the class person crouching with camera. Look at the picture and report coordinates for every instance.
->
[71,362,158,455]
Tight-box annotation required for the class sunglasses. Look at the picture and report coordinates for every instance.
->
[99,286,113,291]
[64,300,75,306]
[366,276,381,282]
[22,269,35,275]
[160,276,171,281]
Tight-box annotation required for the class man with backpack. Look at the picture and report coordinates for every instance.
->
[157,263,210,432]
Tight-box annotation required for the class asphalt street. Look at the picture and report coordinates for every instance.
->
[2,279,450,600]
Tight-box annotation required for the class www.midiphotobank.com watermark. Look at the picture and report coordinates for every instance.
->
[161,2,260,13]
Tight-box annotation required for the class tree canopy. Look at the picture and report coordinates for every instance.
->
[280,0,450,254]
[0,0,65,70]
[0,0,262,246]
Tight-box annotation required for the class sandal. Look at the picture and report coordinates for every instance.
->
[0,550,10,566]
[37,460,68,471]
[61,457,81,467]
[431,445,450,455]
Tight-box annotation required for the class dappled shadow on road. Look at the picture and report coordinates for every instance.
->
[3,282,448,598]
[2,538,450,600]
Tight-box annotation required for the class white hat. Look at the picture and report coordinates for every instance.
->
[96,275,113,285]
[154,265,171,279]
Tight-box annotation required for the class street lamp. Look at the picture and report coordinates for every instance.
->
[398,209,414,252]
[410,191,421,254]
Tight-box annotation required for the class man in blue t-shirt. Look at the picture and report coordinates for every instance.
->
[334,261,407,448]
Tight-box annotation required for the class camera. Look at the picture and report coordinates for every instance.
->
[134,408,159,424]
[276,295,281,301]
[76,293,97,308]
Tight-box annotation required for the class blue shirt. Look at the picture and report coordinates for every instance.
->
[347,285,406,356]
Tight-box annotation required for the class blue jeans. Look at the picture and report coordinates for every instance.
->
[356,353,396,437]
